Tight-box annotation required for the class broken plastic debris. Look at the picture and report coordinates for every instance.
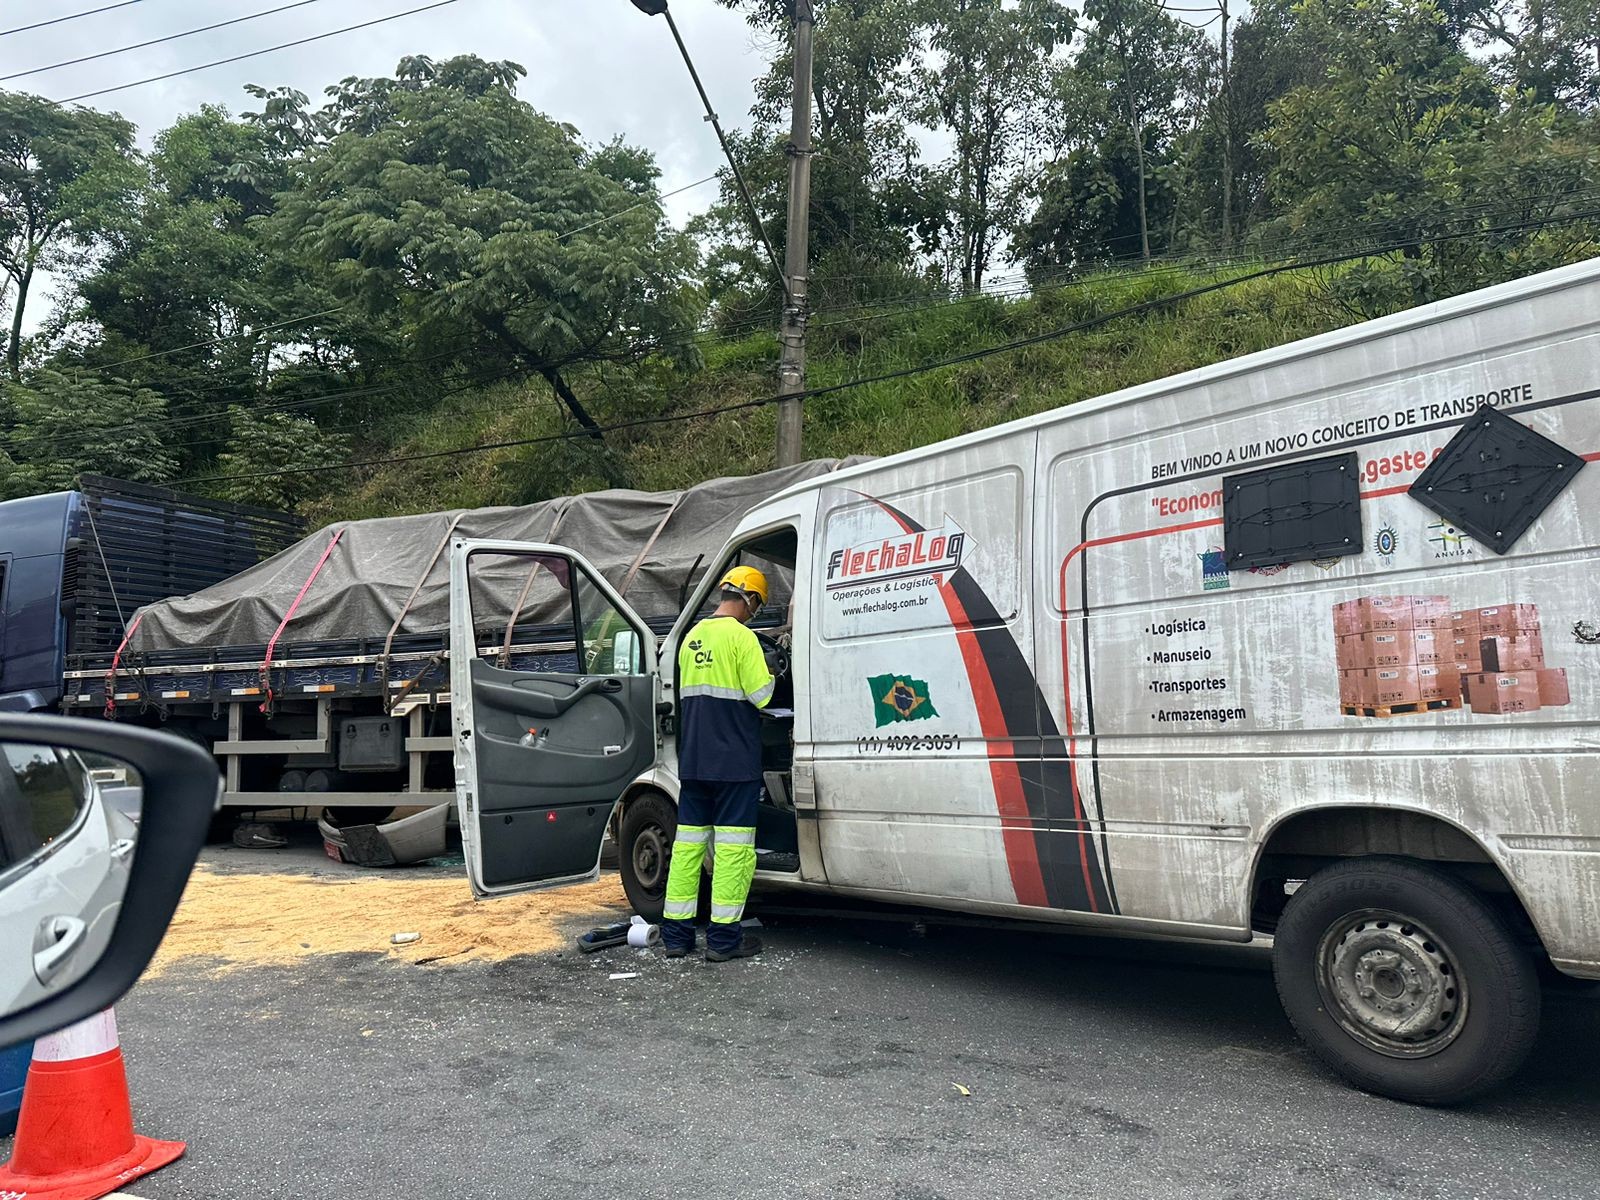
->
[609,972,640,981]
[391,932,421,945]
[951,1083,971,1096]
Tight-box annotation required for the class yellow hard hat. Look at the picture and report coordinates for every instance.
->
[719,565,769,607]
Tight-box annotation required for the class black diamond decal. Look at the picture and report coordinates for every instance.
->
[1409,405,1585,555]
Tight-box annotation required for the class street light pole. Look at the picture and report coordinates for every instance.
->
[775,0,814,467]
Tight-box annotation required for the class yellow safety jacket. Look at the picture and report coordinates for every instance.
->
[676,616,774,781]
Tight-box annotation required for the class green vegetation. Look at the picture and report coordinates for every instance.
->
[310,264,1370,522]
[1,0,1597,518]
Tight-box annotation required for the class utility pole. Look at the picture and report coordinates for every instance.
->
[1218,0,1233,252]
[632,0,813,468]
[775,0,815,467]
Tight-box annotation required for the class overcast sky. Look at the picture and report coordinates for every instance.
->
[4,0,766,327]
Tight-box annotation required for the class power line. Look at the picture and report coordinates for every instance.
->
[50,0,463,105]
[25,191,1599,458]
[3,0,333,83]
[1,0,144,37]
[82,306,352,374]
[174,208,1600,490]
[554,173,719,241]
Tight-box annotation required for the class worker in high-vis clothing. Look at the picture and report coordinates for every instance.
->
[661,565,775,961]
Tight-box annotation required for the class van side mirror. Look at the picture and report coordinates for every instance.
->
[0,718,218,1052]
[612,630,640,674]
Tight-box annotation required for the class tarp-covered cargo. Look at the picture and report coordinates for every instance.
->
[129,459,869,652]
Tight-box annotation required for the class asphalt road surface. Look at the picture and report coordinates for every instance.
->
[9,887,1599,1199]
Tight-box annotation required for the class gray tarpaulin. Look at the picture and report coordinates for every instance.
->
[128,459,869,652]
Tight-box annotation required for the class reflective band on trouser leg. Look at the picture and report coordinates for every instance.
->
[661,824,710,951]
[706,825,758,952]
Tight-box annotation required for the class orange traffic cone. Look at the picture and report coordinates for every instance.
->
[0,1008,184,1200]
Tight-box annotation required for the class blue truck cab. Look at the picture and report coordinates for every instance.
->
[0,490,82,713]
[0,476,304,717]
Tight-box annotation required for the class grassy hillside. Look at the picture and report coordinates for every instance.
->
[307,265,1366,524]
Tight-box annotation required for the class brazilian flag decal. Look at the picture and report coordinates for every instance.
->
[869,674,939,727]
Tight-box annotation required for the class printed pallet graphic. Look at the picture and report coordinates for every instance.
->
[1340,696,1463,719]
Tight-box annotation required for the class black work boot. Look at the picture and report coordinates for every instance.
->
[705,934,763,962]
[661,917,696,959]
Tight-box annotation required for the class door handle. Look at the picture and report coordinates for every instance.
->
[33,915,89,986]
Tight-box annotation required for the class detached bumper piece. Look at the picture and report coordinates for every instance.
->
[319,803,449,867]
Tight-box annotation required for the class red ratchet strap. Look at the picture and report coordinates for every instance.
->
[260,528,345,712]
[103,612,146,719]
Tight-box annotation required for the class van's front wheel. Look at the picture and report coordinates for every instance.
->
[619,792,674,920]
[1273,856,1540,1105]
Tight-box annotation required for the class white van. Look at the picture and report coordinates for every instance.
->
[448,258,1600,1104]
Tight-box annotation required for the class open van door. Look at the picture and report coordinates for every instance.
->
[448,540,659,899]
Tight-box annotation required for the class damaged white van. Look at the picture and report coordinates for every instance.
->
[449,257,1600,1105]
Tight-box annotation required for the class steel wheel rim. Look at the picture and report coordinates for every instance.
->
[1315,908,1468,1058]
[632,822,668,894]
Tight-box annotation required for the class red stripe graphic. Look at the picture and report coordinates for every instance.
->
[869,498,1052,908]
[935,579,1051,908]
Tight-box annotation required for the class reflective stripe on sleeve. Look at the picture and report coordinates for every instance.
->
[747,680,775,707]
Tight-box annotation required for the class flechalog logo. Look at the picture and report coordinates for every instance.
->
[826,517,969,590]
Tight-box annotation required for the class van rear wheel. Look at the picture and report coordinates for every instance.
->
[1273,856,1539,1105]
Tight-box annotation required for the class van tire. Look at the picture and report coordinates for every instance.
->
[619,792,674,920]
[1272,856,1540,1105]
[619,792,716,922]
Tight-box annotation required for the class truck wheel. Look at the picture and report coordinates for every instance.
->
[1273,856,1540,1105]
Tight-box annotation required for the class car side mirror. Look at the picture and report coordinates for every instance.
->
[0,716,218,1052]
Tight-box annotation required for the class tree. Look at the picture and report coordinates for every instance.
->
[1263,0,1600,310]
[0,92,137,380]
[1079,0,1201,261]
[1264,0,1498,249]
[76,109,268,394]
[917,0,1076,290]
[3,369,175,493]
[1448,0,1600,108]
[1017,127,1178,275]
[708,0,936,316]
[1203,0,1322,243]
[1017,4,1206,272]
[211,406,351,509]
[271,57,703,483]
